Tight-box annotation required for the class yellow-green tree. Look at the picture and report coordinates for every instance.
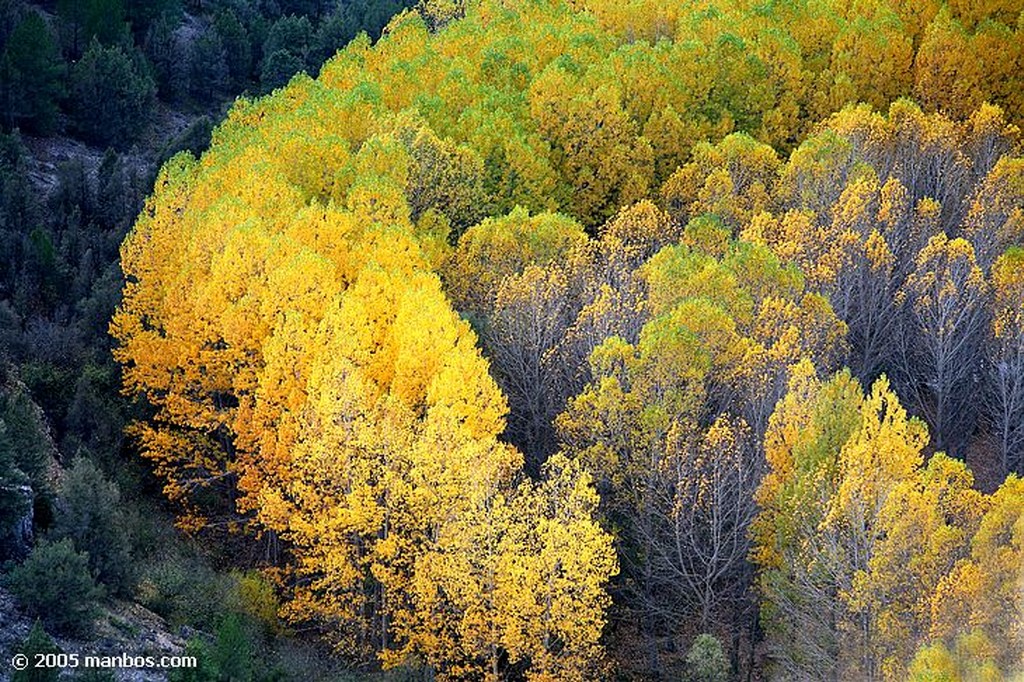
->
[751,363,864,681]
[927,475,1024,678]
[754,366,1023,680]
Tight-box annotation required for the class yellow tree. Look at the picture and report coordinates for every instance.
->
[963,156,1024,268]
[660,133,781,233]
[753,366,960,680]
[928,475,1024,678]
[824,375,930,680]
[986,248,1024,474]
[494,455,617,681]
[529,65,654,230]
[829,9,913,114]
[443,207,587,316]
[854,455,987,680]
[751,363,864,682]
[254,253,616,677]
[557,231,844,675]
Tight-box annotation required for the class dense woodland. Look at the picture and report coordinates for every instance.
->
[2,0,1024,680]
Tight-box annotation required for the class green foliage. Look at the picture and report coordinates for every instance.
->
[168,637,218,682]
[0,416,28,527]
[405,126,487,233]
[259,49,304,92]
[213,614,253,682]
[12,621,61,682]
[0,373,55,537]
[160,115,214,165]
[125,0,182,35]
[685,634,730,682]
[53,458,133,595]
[18,360,76,433]
[0,0,24,46]
[190,26,229,104]
[4,538,104,635]
[166,616,256,682]
[95,149,141,233]
[0,130,32,234]
[43,0,1024,680]
[260,14,310,88]
[908,633,1006,682]
[262,14,311,61]
[69,39,156,148]
[143,11,188,101]
[57,0,130,57]
[214,10,251,88]
[310,11,353,68]
[230,570,281,634]
[0,11,65,135]
[908,642,959,681]
[135,554,238,629]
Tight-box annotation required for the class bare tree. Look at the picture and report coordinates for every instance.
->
[896,234,991,457]
[486,265,575,472]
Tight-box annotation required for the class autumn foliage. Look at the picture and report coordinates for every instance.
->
[112,0,1024,678]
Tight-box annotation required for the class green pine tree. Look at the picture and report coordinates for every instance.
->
[0,12,64,135]
[12,621,61,682]
[69,39,155,147]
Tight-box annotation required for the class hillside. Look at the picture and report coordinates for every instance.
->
[4,0,1024,680]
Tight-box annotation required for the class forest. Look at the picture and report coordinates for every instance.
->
[2,0,1023,680]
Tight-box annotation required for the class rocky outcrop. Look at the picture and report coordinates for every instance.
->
[0,483,33,560]
[0,365,61,562]
[0,586,190,682]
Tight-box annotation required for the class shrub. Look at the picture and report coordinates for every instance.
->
[4,537,104,635]
[12,621,60,682]
[213,614,253,682]
[685,633,730,682]
[232,570,281,634]
[167,637,217,682]
[53,458,133,595]
[135,555,234,629]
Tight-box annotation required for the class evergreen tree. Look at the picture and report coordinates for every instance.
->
[212,614,252,682]
[0,11,64,135]
[125,0,181,35]
[309,10,351,69]
[12,621,60,682]
[685,634,730,682]
[143,11,188,101]
[261,13,309,73]
[189,26,229,104]
[69,39,155,147]
[258,49,302,92]
[213,10,251,88]
[4,538,104,635]
[57,0,129,58]
[0,0,25,47]
[0,416,30,539]
[53,458,133,595]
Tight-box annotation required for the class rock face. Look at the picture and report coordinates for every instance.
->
[0,364,61,563]
[0,484,34,561]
